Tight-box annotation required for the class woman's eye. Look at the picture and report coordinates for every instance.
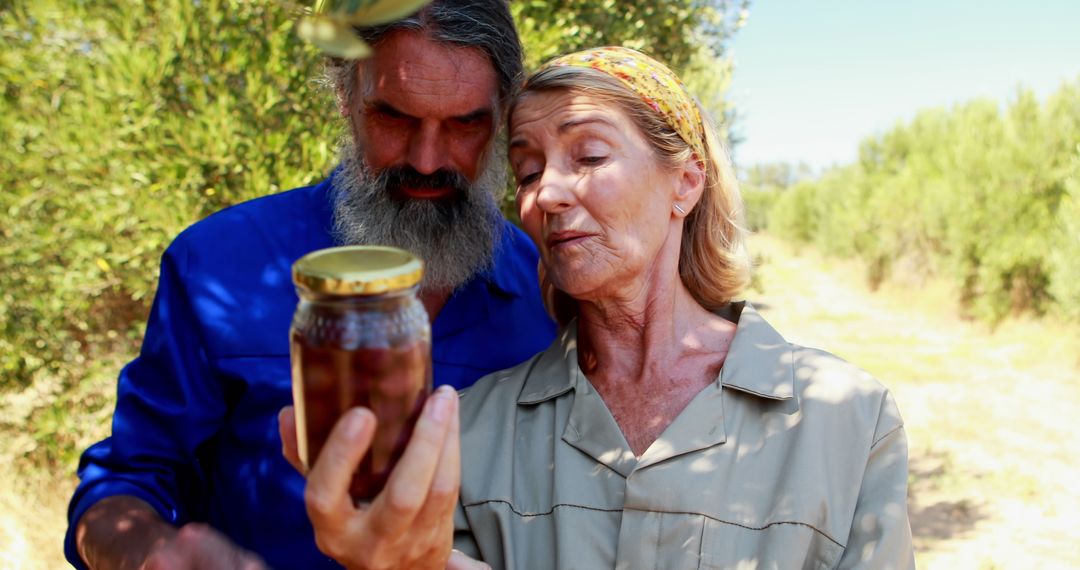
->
[518,172,541,187]
[579,155,607,165]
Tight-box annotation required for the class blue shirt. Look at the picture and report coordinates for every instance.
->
[64,175,556,568]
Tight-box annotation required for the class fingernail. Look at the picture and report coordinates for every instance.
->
[344,408,371,437]
[429,386,455,422]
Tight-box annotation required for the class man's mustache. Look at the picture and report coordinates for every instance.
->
[379,166,469,196]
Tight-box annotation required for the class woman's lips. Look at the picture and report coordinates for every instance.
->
[546,231,593,252]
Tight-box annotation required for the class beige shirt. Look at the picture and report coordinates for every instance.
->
[454,302,915,569]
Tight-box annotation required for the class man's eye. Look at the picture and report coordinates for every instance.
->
[454,116,482,126]
[372,107,407,121]
[451,114,491,129]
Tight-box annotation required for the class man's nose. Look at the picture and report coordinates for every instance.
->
[407,122,450,175]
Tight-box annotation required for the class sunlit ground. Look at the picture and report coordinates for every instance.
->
[2,234,1078,569]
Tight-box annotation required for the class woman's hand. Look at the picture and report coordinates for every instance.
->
[279,385,461,570]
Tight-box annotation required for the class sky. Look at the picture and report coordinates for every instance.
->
[727,0,1080,170]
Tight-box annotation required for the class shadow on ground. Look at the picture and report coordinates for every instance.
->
[907,449,988,547]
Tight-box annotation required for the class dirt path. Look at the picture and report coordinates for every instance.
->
[0,467,73,569]
[749,234,1080,569]
[3,235,1079,569]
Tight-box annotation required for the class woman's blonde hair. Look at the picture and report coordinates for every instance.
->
[512,65,751,325]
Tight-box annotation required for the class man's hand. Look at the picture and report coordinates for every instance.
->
[140,523,267,570]
[75,495,266,570]
[278,385,462,570]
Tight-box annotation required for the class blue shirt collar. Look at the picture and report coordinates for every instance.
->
[475,231,532,299]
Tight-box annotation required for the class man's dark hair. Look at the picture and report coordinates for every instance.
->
[330,0,524,110]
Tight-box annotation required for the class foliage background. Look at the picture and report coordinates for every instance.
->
[0,0,745,477]
[754,83,1080,323]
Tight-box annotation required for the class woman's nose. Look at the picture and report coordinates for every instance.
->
[534,169,576,213]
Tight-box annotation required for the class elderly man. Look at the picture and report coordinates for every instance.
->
[65,2,555,568]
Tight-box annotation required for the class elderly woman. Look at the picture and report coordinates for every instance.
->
[284,47,915,569]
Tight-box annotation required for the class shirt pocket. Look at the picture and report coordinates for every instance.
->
[698,517,844,570]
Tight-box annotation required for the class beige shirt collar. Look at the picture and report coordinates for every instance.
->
[514,302,795,476]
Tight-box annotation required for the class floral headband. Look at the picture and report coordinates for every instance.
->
[535,46,707,162]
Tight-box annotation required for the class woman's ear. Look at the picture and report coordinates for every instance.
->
[673,155,706,216]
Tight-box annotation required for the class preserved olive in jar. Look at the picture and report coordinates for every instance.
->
[290,246,431,503]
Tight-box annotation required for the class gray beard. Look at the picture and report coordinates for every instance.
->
[330,138,507,292]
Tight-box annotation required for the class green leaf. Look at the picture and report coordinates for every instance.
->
[296,16,371,58]
[337,0,434,26]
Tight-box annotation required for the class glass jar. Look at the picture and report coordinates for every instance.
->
[290,245,431,503]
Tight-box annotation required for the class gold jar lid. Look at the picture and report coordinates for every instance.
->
[293,246,423,295]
